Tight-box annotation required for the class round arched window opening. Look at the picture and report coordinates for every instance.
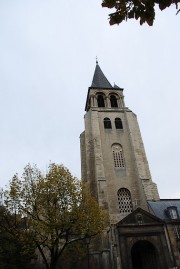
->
[97,94,105,107]
[104,118,112,129]
[117,188,132,213]
[110,95,118,108]
[112,144,125,168]
[115,118,123,129]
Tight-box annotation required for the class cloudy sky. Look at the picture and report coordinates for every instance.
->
[0,0,179,198]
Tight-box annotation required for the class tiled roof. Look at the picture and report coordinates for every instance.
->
[148,199,180,220]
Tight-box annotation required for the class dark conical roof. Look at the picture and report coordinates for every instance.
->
[91,62,112,88]
[114,83,120,89]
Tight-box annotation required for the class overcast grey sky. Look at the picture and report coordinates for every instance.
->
[0,0,179,198]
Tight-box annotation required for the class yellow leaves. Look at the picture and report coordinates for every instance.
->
[3,163,109,268]
[74,184,109,236]
[5,163,108,236]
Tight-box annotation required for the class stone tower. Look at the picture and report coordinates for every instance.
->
[80,61,159,224]
[80,62,180,269]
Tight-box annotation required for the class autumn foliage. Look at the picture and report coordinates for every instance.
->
[3,163,108,269]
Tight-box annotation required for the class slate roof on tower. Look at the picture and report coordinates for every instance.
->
[91,61,112,88]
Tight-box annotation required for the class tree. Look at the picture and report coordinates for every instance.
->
[102,0,180,26]
[58,240,87,269]
[4,163,108,269]
[0,206,36,269]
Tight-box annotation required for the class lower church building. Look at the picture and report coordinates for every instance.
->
[80,61,180,269]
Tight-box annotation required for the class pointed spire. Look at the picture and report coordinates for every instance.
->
[91,60,112,88]
[96,56,98,65]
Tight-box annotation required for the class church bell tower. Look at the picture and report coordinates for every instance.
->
[80,61,159,224]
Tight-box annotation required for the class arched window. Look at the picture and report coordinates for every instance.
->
[110,95,118,108]
[112,144,125,167]
[104,118,112,129]
[97,95,105,107]
[115,118,123,129]
[117,188,133,213]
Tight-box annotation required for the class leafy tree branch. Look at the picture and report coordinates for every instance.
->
[102,0,180,25]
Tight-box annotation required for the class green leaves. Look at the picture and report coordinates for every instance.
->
[102,0,179,25]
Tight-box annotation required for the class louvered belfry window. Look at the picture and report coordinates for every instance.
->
[112,144,125,168]
[118,188,133,213]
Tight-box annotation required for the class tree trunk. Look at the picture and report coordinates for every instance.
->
[50,257,57,269]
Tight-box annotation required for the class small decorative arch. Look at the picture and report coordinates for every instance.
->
[117,188,133,213]
[97,94,105,107]
[110,94,118,108]
[112,144,125,168]
[104,118,112,129]
[115,118,123,129]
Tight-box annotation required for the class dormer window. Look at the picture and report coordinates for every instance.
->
[166,206,179,219]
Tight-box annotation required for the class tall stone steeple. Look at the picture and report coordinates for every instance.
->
[80,62,159,224]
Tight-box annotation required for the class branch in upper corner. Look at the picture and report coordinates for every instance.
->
[102,0,180,26]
